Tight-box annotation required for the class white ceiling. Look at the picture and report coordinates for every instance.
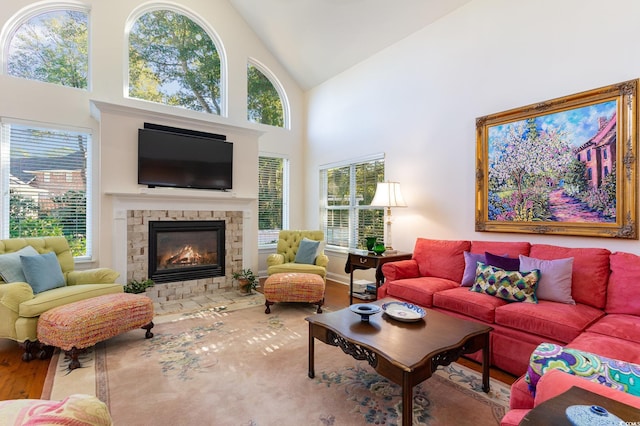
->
[228,0,473,90]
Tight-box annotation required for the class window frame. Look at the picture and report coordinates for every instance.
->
[1,3,91,90]
[0,119,93,261]
[124,4,228,116]
[258,153,289,248]
[319,153,385,253]
[247,58,290,129]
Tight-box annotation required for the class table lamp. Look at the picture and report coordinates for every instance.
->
[370,181,407,252]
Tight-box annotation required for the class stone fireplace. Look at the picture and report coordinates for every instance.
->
[107,185,256,308]
[147,220,225,284]
[124,208,244,303]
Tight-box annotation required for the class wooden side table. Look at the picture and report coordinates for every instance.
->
[345,251,412,305]
[519,386,640,425]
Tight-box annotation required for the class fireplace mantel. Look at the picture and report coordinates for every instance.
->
[105,189,256,202]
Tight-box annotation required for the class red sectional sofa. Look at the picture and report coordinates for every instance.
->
[378,238,640,377]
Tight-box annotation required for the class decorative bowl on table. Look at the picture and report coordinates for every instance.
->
[565,405,623,426]
[350,303,381,322]
[381,301,426,322]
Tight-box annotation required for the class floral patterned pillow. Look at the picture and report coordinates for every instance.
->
[471,262,539,303]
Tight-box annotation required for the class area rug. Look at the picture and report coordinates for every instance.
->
[43,303,510,425]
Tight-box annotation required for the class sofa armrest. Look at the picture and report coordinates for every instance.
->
[526,342,640,398]
[534,369,640,409]
[67,268,120,285]
[315,253,329,268]
[381,259,420,281]
[0,282,34,313]
[267,253,285,267]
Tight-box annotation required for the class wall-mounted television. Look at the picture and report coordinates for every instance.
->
[138,123,233,191]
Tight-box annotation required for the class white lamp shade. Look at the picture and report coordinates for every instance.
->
[370,182,407,207]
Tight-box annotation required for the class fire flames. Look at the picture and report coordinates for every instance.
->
[160,245,204,267]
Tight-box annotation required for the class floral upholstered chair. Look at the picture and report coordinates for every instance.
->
[266,230,328,279]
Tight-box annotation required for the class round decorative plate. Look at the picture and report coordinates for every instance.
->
[349,303,381,322]
[565,405,623,426]
[381,301,426,322]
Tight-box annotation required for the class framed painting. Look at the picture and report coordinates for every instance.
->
[475,79,638,239]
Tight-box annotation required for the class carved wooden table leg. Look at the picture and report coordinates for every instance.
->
[402,371,412,426]
[308,322,315,378]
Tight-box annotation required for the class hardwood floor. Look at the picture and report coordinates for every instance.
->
[0,279,515,401]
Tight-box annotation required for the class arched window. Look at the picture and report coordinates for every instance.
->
[128,9,223,114]
[4,6,88,89]
[247,60,287,128]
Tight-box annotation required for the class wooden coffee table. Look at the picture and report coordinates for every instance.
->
[306,298,492,426]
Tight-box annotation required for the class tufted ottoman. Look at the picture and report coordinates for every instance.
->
[264,272,325,314]
[38,293,154,370]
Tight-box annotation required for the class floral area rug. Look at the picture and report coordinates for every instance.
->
[43,303,510,425]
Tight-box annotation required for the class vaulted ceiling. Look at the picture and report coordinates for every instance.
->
[228,0,472,90]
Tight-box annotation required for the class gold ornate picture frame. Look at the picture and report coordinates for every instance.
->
[475,79,638,239]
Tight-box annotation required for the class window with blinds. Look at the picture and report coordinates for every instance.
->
[258,156,289,246]
[1,122,91,258]
[320,156,385,250]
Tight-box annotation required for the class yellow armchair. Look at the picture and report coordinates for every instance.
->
[0,236,122,360]
[266,230,329,278]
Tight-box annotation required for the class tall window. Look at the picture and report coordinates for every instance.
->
[258,156,289,246]
[320,156,385,250]
[247,63,284,127]
[128,9,222,114]
[6,9,88,89]
[1,122,91,258]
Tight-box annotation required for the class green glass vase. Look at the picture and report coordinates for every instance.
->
[365,237,377,251]
[373,242,386,255]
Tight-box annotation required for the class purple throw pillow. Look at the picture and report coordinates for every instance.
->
[461,251,486,287]
[519,255,575,304]
[485,252,520,271]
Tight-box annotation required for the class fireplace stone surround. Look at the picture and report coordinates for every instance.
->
[108,190,257,305]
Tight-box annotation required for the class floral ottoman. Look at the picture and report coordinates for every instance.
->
[37,293,154,370]
[264,272,325,314]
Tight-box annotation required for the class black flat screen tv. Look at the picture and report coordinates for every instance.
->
[138,124,233,191]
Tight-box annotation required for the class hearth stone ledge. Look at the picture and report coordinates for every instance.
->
[126,209,243,303]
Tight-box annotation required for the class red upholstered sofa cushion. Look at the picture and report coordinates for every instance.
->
[384,276,457,308]
[494,300,604,343]
[433,287,507,323]
[529,244,610,309]
[412,238,470,282]
[470,240,531,258]
[569,331,640,364]
[607,251,640,315]
[586,314,640,344]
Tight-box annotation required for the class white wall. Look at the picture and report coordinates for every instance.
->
[307,0,640,281]
[0,0,306,274]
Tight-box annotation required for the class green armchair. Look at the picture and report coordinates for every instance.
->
[266,230,329,279]
[0,236,123,360]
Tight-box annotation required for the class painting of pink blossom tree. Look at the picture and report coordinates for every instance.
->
[488,101,616,223]
[476,80,638,239]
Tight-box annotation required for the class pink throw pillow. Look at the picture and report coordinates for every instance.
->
[519,255,575,304]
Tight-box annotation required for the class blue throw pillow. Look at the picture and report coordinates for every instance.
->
[0,245,39,283]
[20,252,65,294]
[294,238,321,264]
